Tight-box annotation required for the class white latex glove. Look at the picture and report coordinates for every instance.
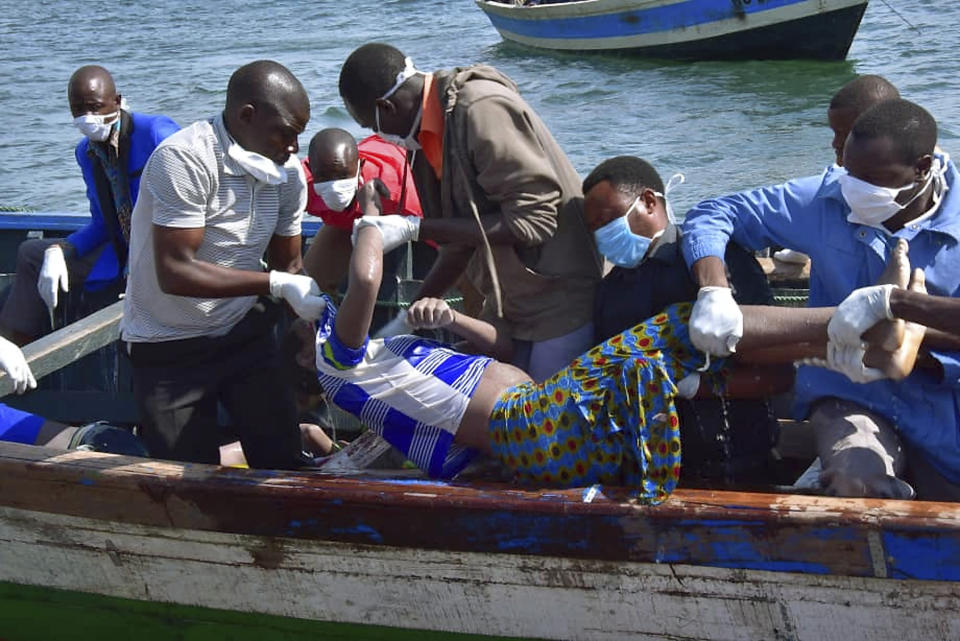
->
[675,372,701,400]
[0,337,36,394]
[773,248,810,265]
[352,215,420,254]
[373,311,412,339]
[268,271,327,321]
[827,284,894,347]
[406,298,455,330]
[37,245,69,312]
[826,340,887,384]
[689,286,743,356]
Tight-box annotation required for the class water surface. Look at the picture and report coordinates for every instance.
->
[0,0,956,216]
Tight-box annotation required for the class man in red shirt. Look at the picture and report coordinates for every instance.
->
[302,128,422,293]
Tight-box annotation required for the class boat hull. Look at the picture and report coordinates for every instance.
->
[476,0,869,60]
[1,443,959,640]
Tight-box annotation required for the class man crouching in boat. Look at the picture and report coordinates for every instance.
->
[292,176,927,504]
[121,61,325,469]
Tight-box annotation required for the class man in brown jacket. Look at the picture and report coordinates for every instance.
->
[336,43,602,381]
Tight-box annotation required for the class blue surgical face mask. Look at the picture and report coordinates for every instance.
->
[593,197,664,268]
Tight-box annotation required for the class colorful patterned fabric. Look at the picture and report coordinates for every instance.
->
[314,295,493,478]
[489,302,721,504]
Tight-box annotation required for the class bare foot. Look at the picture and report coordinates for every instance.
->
[862,239,909,351]
[863,268,927,380]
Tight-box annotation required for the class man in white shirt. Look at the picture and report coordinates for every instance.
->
[121,60,325,469]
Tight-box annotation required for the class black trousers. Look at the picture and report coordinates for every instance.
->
[127,299,302,469]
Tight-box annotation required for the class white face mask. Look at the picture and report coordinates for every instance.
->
[374,57,423,151]
[73,111,120,142]
[314,165,360,211]
[226,143,288,185]
[662,172,685,224]
[840,169,933,229]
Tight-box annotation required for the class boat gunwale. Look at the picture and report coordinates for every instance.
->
[2,441,958,530]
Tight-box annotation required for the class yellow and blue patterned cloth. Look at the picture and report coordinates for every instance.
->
[489,303,721,504]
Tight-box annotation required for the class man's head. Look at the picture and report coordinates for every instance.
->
[224,60,310,165]
[308,128,360,211]
[828,75,900,166]
[582,156,669,269]
[68,66,122,141]
[339,43,425,141]
[841,99,937,229]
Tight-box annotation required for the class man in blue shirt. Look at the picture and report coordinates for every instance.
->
[681,99,960,500]
[0,65,178,344]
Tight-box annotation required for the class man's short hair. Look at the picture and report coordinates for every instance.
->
[829,75,900,113]
[339,43,408,112]
[850,99,937,165]
[582,156,665,196]
[226,60,305,113]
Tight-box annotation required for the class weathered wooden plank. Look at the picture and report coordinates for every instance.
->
[0,300,122,398]
[1,506,957,641]
[0,442,959,582]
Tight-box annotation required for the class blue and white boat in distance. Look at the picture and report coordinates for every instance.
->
[475,0,869,60]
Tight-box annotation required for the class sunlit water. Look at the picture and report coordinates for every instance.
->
[0,0,957,217]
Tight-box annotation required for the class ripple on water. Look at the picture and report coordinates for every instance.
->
[1,0,958,211]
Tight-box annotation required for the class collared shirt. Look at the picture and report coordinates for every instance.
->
[121,113,306,342]
[313,295,492,478]
[595,224,777,483]
[680,155,960,482]
[418,72,444,179]
[302,135,423,230]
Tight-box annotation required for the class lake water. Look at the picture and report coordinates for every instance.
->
[1,0,957,217]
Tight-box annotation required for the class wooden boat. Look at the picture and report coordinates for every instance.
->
[1,441,959,640]
[1,211,958,639]
[475,0,870,61]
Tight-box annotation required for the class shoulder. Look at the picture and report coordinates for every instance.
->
[131,112,180,138]
[145,121,219,182]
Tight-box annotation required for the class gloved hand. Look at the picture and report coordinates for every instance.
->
[406,298,455,330]
[37,245,69,312]
[825,340,887,384]
[0,337,36,394]
[268,271,327,321]
[675,372,701,399]
[352,215,420,254]
[689,286,743,356]
[828,284,894,347]
[373,310,412,339]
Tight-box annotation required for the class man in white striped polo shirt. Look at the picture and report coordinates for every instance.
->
[121,61,326,469]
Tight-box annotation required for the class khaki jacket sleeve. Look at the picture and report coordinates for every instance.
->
[464,95,562,247]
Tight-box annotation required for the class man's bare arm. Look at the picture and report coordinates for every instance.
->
[891,288,960,340]
[266,233,303,275]
[153,225,269,297]
[691,255,730,287]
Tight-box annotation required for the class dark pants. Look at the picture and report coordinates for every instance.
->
[0,238,105,339]
[127,299,302,469]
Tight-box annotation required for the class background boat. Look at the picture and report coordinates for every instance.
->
[475,0,870,60]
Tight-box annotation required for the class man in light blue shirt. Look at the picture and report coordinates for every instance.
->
[681,99,960,501]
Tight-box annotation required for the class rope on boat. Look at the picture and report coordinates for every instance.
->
[0,205,37,213]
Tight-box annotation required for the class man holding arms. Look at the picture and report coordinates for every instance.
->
[682,99,960,500]
[121,60,324,469]
[337,43,602,381]
[0,65,178,344]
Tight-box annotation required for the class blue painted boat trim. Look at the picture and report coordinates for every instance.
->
[483,0,809,40]
[0,211,323,237]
